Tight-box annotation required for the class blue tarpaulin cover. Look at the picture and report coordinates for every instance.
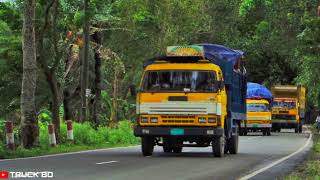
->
[144,44,244,68]
[199,44,244,66]
[247,82,272,100]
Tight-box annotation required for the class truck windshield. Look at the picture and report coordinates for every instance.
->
[247,103,270,112]
[273,99,296,109]
[142,70,217,92]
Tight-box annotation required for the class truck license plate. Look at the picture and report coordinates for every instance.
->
[170,128,184,135]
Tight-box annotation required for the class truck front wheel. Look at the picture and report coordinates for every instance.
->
[212,135,225,157]
[141,137,154,156]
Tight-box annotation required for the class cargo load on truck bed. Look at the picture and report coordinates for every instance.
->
[247,82,272,101]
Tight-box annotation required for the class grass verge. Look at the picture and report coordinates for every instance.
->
[285,126,320,180]
[0,143,138,159]
[0,120,140,159]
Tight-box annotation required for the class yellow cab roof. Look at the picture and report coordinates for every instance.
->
[246,99,269,104]
[145,63,221,71]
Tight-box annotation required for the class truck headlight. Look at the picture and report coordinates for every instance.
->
[208,117,216,123]
[140,117,148,123]
[198,117,206,123]
[150,117,158,123]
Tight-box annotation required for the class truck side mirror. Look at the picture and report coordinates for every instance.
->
[129,84,137,97]
[218,81,225,90]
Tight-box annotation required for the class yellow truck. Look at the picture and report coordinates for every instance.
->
[241,83,272,136]
[245,99,272,136]
[271,85,306,133]
[134,44,247,157]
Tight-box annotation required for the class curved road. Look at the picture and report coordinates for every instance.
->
[1,130,311,180]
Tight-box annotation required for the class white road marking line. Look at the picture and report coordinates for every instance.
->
[0,145,139,162]
[246,136,261,140]
[238,132,312,180]
[96,161,118,165]
[183,150,193,152]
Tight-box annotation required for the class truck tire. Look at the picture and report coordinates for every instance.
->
[141,137,154,156]
[243,129,248,136]
[212,135,225,157]
[163,146,172,153]
[239,128,244,136]
[262,129,267,136]
[239,122,247,136]
[228,134,239,154]
[299,123,303,133]
[295,124,299,133]
[267,128,271,136]
[163,138,172,153]
[172,146,183,153]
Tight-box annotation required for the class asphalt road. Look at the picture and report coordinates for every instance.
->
[1,130,311,180]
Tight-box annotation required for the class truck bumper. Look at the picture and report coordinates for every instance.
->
[134,127,224,137]
[272,119,297,129]
[246,124,272,128]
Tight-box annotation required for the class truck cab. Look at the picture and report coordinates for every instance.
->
[246,98,272,135]
[134,44,246,157]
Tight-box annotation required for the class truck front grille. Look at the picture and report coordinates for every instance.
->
[162,120,195,123]
[161,115,195,124]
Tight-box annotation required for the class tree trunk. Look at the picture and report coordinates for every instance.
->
[37,0,61,143]
[110,70,119,126]
[21,0,39,148]
[80,0,90,122]
[47,73,60,142]
[63,90,73,121]
[92,31,102,127]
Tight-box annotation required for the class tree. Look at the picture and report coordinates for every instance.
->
[91,31,102,126]
[80,0,90,122]
[20,0,39,148]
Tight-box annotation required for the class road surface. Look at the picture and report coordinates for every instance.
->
[1,130,311,180]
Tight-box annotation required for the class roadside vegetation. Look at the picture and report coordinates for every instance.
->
[285,126,320,180]
[0,119,139,159]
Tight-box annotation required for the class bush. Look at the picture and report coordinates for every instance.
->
[0,144,5,158]
[0,118,5,144]
[38,120,138,146]
[73,122,106,145]
[0,119,139,159]
[39,121,49,146]
[107,120,139,144]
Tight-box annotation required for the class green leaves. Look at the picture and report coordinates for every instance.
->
[239,0,256,17]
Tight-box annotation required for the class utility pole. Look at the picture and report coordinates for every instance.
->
[80,0,90,122]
